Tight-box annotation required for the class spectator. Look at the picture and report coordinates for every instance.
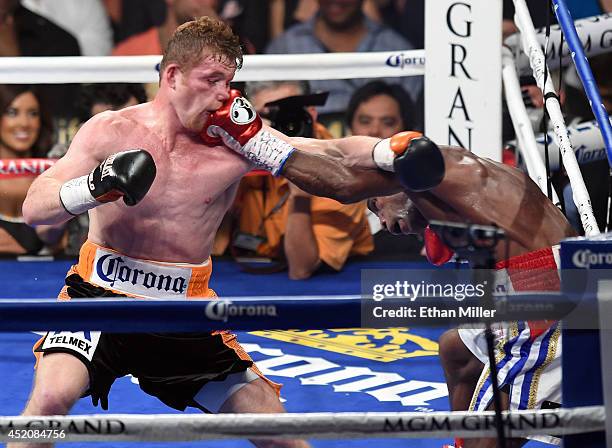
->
[265,0,423,125]
[369,0,425,49]
[219,0,266,54]
[0,0,82,146]
[76,83,148,122]
[346,80,421,138]
[268,0,319,39]
[503,0,608,38]
[268,0,383,40]
[559,52,612,234]
[112,0,219,55]
[233,80,373,279]
[0,85,65,255]
[104,0,166,44]
[21,0,113,55]
[346,80,423,260]
[502,0,557,38]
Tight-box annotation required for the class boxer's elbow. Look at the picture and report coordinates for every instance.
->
[22,192,62,226]
[22,195,43,226]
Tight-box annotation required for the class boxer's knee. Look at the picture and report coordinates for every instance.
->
[25,353,88,416]
[25,382,79,415]
[439,329,481,382]
[439,329,468,369]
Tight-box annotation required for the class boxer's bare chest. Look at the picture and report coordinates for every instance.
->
[90,127,251,261]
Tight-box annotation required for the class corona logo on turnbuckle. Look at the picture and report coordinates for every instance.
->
[250,328,438,362]
[205,300,278,322]
[571,249,612,268]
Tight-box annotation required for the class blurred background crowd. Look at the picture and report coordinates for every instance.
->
[0,0,610,279]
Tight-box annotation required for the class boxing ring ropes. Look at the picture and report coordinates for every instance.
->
[1,0,612,444]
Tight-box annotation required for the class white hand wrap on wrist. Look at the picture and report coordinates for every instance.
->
[59,175,100,216]
[242,130,295,175]
[209,126,295,175]
[372,138,395,172]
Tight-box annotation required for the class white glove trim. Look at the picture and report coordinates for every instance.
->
[372,138,396,172]
[59,174,100,216]
[211,127,295,176]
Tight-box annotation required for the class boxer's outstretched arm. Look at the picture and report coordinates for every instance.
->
[286,134,381,169]
[280,150,402,203]
[272,130,400,203]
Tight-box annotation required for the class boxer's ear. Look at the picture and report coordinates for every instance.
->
[165,64,179,89]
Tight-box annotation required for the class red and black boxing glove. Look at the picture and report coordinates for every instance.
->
[372,131,446,192]
[201,89,262,147]
[201,90,295,175]
[424,225,455,266]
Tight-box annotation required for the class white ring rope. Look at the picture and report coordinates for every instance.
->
[505,12,612,75]
[0,406,604,442]
[512,0,600,236]
[0,12,608,84]
[502,46,561,205]
[0,51,425,84]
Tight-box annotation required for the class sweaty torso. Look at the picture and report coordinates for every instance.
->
[86,105,252,263]
[411,147,576,261]
[471,159,575,260]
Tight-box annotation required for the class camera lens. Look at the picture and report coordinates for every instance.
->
[271,108,314,138]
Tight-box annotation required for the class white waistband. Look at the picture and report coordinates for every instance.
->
[88,246,198,299]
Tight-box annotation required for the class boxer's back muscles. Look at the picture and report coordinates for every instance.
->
[410,146,576,259]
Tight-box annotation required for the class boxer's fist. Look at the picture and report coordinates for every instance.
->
[60,150,156,216]
[372,131,445,192]
[89,150,156,205]
[201,89,262,148]
[201,90,295,175]
[424,225,455,266]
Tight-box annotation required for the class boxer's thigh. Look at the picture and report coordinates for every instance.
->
[26,352,89,413]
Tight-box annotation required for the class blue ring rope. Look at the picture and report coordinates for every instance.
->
[0,294,580,332]
[551,0,612,167]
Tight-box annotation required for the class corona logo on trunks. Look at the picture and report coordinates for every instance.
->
[230,97,256,125]
[90,249,192,298]
[205,300,277,323]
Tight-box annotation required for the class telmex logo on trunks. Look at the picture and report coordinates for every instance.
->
[385,53,426,69]
[92,252,190,298]
[205,300,278,322]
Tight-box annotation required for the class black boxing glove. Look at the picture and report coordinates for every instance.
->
[372,131,445,192]
[59,149,156,216]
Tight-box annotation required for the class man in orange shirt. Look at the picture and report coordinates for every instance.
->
[236,80,373,279]
[112,0,219,55]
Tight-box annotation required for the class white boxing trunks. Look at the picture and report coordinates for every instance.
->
[458,246,562,416]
